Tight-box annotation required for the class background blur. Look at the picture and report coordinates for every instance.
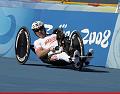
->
[0,0,119,13]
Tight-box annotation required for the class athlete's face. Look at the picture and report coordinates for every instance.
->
[35,29,46,38]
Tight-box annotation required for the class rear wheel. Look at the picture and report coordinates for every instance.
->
[15,27,30,64]
[70,32,85,70]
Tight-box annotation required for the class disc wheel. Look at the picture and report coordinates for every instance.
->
[15,27,30,64]
[70,32,85,70]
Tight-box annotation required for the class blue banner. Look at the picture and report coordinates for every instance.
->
[0,7,118,66]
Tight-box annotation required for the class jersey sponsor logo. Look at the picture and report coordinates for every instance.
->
[45,35,56,45]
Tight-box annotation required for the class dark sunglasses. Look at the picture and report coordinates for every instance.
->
[34,26,45,33]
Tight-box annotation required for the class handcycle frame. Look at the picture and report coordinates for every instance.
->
[15,26,89,71]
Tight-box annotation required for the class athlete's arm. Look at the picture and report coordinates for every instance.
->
[35,46,54,58]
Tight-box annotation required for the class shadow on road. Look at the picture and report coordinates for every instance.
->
[24,63,109,73]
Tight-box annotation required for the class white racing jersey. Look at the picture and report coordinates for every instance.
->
[34,34,70,62]
[34,34,58,51]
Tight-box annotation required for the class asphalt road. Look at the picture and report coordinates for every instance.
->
[0,57,120,92]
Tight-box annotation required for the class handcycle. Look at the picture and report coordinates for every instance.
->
[15,27,93,71]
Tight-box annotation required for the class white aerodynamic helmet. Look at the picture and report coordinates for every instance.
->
[31,21,44,30]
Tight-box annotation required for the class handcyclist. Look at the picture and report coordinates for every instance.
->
[31,21,77,62]
[31,20,93,66]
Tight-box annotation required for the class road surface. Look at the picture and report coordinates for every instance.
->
[0,57,120,92]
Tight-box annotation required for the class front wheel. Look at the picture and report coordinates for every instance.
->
[70,32,85,70]
[15,27,31,64]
